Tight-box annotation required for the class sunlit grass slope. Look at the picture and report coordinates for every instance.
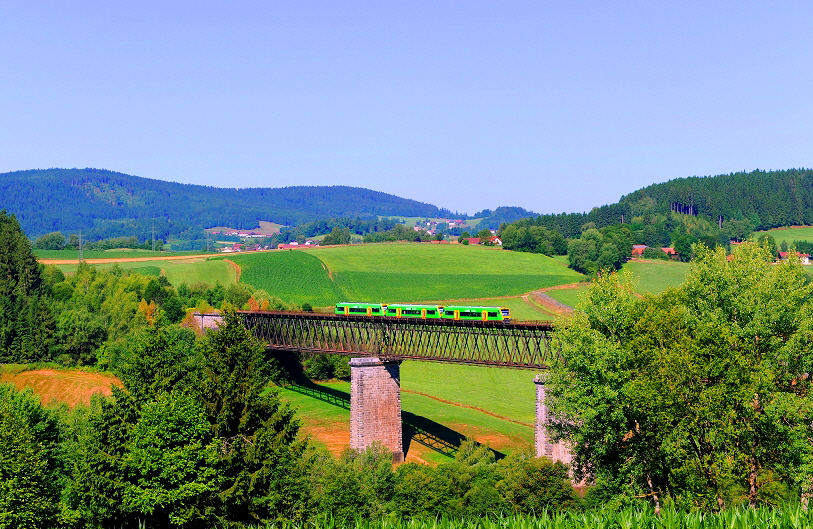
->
[52,259,237,286]
[754,225,813,245]
[623,259,690,294]
[226,244,583,307]
[312,244,583,304]
[221,251,343,306]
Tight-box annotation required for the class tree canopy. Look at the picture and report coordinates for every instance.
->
[549,242,813,510]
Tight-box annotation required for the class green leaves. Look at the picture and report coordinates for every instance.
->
[550,242,813,509]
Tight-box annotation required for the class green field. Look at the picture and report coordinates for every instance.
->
[53,258,237,287]
[223,244,583,307]
[754,225,813,245]
[218,251,343,305]
[623,259,690,294]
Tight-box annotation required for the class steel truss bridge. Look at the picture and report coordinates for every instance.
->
[231,311,558,369]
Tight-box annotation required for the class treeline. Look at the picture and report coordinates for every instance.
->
[498,207,756,274]
[511,168,813,238]
[0,168,457,241]
[33,232,166,251]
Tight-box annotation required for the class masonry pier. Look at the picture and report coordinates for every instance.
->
[534,375,574,465]
[349,357,404,462]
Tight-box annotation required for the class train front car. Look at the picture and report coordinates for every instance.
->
[334,302,386,317]
[384,304,444,319]
[441,305,511,322]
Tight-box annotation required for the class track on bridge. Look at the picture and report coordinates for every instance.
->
[236,311,558,369]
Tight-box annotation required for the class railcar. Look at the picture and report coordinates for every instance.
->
[334,302,511,322]
[384,304,443,319]
[441,305,511,322]
[334,302,385,316]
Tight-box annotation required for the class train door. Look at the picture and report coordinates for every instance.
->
[481,310,488,322]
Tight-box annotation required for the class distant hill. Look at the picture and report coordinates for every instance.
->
[0,168,456,239]
[523,168,813,237]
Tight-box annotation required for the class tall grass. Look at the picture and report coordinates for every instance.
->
[257,506,813,529]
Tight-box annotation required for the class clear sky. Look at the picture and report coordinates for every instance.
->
[2,1,811,215]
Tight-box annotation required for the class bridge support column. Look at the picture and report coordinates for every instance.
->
[350,357,404,462]
[534,375,573,465]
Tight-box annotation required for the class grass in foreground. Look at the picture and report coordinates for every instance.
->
[258,506,813,529]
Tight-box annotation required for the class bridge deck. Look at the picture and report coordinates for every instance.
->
[236,311,557,369]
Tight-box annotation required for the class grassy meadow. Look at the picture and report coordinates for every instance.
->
[238,244,583,306]
[622,259,690,295]
[52,258,238,286]
[754,225,813,245]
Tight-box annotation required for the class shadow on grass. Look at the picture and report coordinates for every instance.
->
[284,379,505,460]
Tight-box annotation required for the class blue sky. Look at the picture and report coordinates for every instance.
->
[2,1,811,215]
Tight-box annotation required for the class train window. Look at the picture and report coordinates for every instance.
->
[488,312,498,317]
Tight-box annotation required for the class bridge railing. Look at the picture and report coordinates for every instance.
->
[235,311,558,369]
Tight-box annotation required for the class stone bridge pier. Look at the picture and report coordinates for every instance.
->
[534,375,574,465]
[349,357,404,462]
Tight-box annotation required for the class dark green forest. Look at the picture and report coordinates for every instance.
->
[504,168,813,238]
[0,168,459,241]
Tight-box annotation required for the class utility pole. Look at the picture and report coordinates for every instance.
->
[78,230,83,263]
[152,223,156,252]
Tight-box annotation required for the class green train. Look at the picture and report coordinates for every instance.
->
[334,302,511,322]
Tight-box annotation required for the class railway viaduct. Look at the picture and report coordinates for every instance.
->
[195,311,572,464]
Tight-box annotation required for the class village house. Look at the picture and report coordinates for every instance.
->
[778,251,811,265]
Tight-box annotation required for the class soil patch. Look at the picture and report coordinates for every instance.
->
[223,259,242,281]
[0,369,121,407]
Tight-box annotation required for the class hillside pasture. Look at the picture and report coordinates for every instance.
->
[220,251,343,306]
[312,244,584,304]
[50,258,237,287]
[623,259,690,294]
[754,225,813,246]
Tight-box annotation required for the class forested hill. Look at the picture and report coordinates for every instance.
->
[0,168,453,238]
[528,169,813,237]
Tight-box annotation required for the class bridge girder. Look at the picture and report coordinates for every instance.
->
[237,311,558,369]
